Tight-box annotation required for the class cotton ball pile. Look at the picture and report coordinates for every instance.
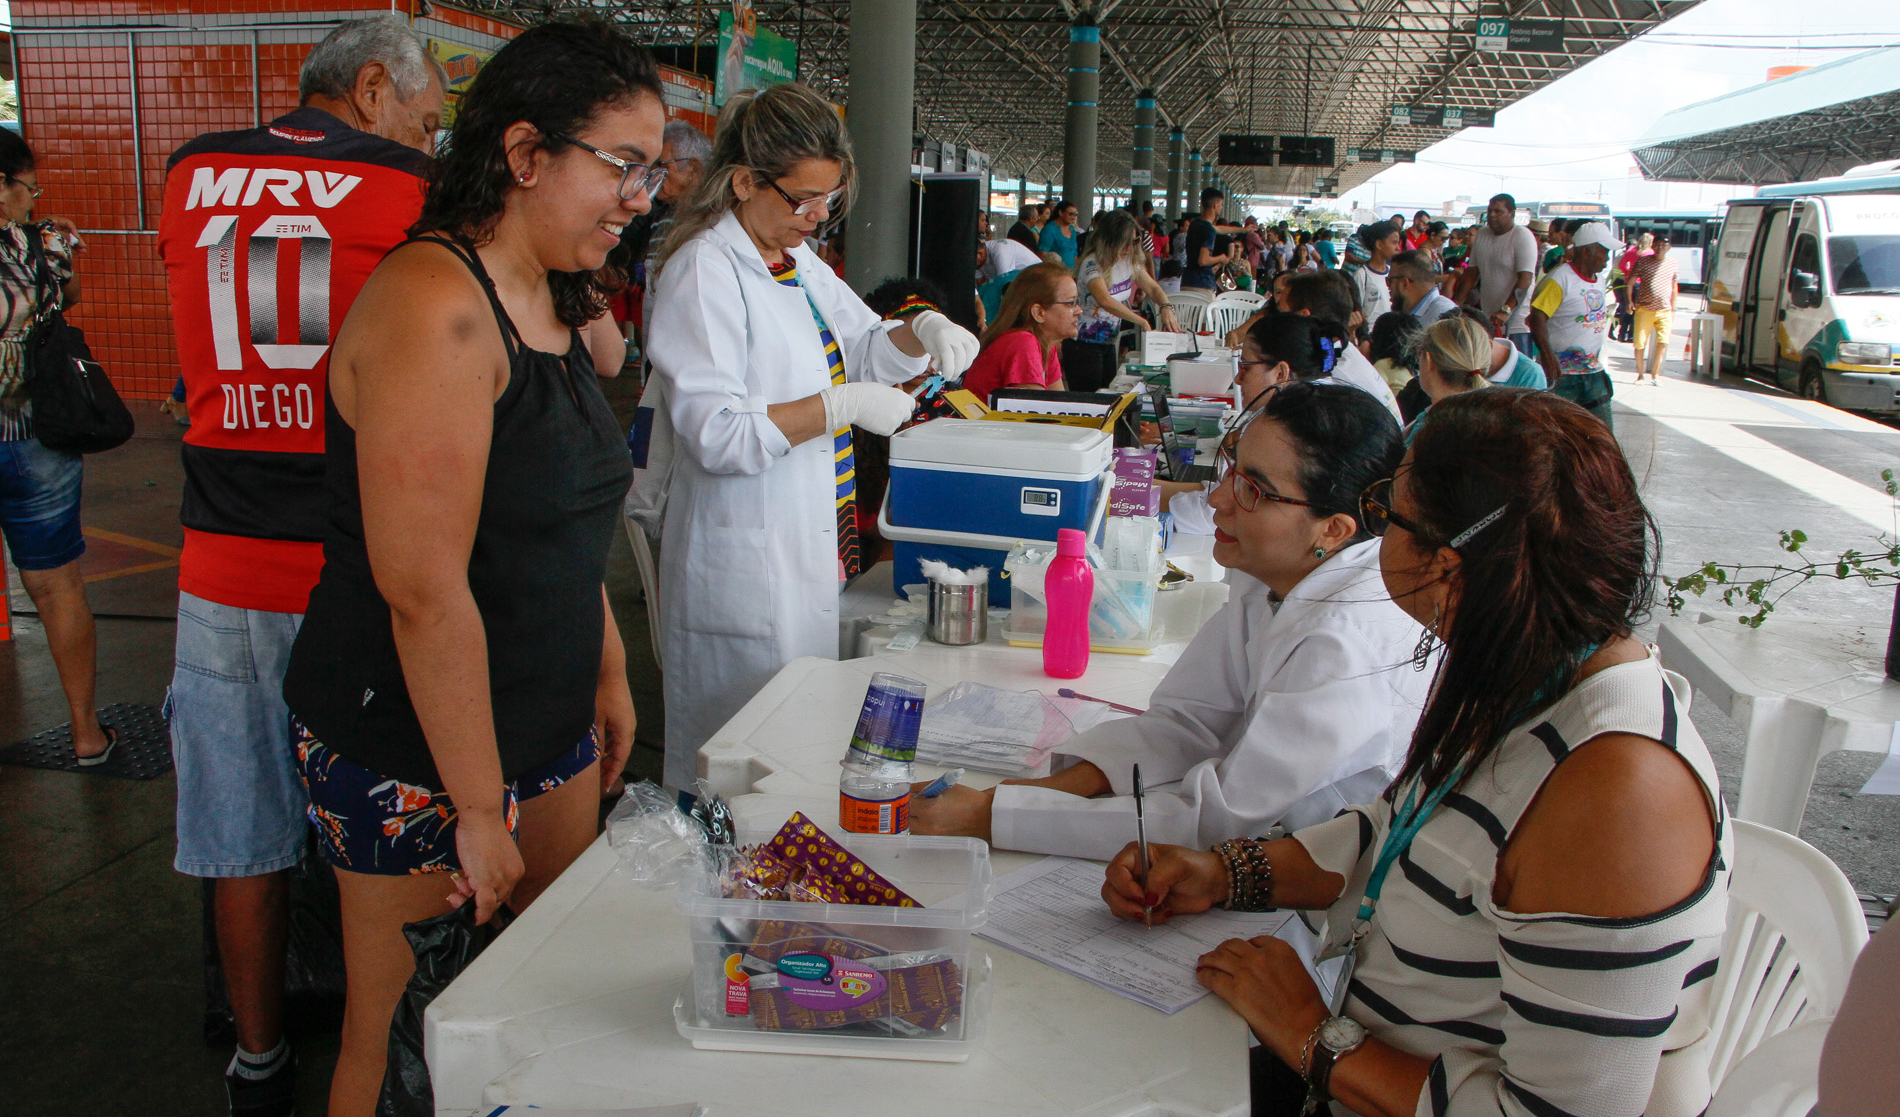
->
[919,559,989,586]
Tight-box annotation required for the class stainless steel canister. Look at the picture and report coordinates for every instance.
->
[927,581,988,645]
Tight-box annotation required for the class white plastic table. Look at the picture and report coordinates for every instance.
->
[1659,613,1900,832]
[427,644,1254,1117]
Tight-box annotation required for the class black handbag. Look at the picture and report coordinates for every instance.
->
[22,224,134,454]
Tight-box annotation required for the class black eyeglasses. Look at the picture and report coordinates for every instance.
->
[1218,441,1316,514]
[1359,478,1426,538]
[551,132,668,201]
[1363,477,1509,549]
[7,176,42,200]
[763,176,846,217]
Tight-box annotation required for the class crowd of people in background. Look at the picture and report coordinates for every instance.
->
[0,11,1762,1117]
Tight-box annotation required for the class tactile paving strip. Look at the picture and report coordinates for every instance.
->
[0,703,172,780]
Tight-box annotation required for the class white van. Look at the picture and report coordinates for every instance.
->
[1709,193,1900,410]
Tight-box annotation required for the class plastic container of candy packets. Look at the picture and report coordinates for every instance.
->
[673,825,994,1061]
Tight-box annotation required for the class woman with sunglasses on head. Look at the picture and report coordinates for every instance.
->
[913,382,1431,859]
[280,21,661,1114]
[1103,388,1727,1117]
[642,82,978,788]
[1160,313,1343,536]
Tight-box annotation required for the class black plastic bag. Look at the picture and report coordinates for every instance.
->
[201,848,348,1044]
[377,903,514,1117]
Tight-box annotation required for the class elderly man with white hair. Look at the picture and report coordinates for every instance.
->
[153,15,444,1116]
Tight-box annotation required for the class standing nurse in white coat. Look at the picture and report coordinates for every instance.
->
[912,382,1431,858]
[645,83,978,788]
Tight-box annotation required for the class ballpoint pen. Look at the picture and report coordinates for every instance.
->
[1134,763,1152,927]
[1056,687,1146,715]
[919,768,965,798]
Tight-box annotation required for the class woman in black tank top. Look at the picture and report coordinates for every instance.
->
[278,24,665,1115]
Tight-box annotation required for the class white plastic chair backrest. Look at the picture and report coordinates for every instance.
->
[1171,300,1209,334]
[1210,290,1267,313]
[1705,1019,1829,1117]
[1202,303,1249,340]
[622,513,664,671]
[1704,819,1867,1089]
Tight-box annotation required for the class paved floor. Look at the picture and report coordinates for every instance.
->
[4,311,1898,1113]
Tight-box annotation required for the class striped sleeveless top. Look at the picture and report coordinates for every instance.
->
[1294,655,1732,1117]
[767,258,859,580]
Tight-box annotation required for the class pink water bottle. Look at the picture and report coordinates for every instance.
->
[1042,528,1094,679]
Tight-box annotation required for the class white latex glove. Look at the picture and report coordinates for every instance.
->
[820,381,916,436]
[907,309,980,378]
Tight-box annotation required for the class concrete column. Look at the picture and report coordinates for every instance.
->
[1130,89,1155,213]
[846,0,916,293]
[1165,127,1184,221]
[1186,150,1203,215]
[1063,15,1100,225]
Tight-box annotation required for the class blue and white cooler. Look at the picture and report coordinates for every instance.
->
[878,421,1114,600]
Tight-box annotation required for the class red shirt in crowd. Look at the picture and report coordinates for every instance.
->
[962,329,1064,405]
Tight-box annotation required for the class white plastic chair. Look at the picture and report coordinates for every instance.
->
[622,514,664,671]
[1169,288,1211,334]
[1706,1020,1829,1117]
[1202,290,1267,342]
[1701,820,1866,1102]
[1214,290,1267,313]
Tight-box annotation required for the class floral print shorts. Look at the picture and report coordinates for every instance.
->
[292,718,601,875]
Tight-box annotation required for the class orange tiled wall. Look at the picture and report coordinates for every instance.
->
[23,38,308,399]
[18,4,519,400]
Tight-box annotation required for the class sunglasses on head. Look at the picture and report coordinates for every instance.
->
[1361,477,1508,549]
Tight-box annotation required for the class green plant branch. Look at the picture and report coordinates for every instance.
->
[1662,467,1900,628]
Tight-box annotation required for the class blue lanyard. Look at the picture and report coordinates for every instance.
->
[1352,764,1465,935]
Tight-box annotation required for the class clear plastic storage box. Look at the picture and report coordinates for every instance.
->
[1004,543,1231,655]
[673,831,994,1061]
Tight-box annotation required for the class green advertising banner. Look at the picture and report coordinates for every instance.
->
[715,11,799,106]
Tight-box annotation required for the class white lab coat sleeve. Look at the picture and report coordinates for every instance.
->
[799,254,930,386]
[1057,595,1253,789]
[649,244,792,475]
[992,620,1414,858]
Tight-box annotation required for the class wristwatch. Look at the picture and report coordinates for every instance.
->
[1303,1015,1369,1110]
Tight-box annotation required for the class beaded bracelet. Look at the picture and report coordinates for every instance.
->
[1212,838,1275,911]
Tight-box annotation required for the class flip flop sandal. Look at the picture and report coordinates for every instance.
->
[76,724,119,768]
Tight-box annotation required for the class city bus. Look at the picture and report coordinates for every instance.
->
[1533,199,1614,222]
[1612,208,1724,288]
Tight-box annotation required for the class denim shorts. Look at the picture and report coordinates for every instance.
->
[0,437,85,571]
[169,591,310,878]
[1550,370,1615,430]
[294,721,600,876]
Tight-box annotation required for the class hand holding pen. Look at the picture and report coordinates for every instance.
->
[1101,843,1228,926]
[1133,764,1151,927]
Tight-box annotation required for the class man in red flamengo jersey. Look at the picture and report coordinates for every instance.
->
[155,16,442,1115]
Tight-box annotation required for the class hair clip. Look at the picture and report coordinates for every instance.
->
[1317,335,1338,373]
[1448,503,1508,549]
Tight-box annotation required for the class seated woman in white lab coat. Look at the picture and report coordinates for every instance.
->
[911,381,1433,858]
[1163,313,1350,536]
[641,83,979,789]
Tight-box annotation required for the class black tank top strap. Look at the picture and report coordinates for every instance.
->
[405,233,523,363]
